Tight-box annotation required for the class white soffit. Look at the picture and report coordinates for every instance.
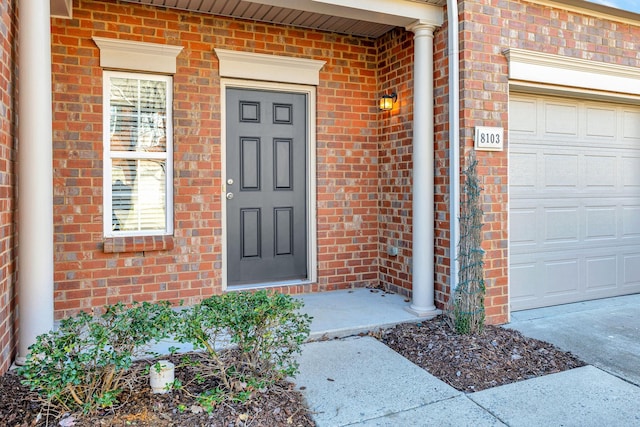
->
[50,0,72,19]
[215,49,326,85]
[253,0,444,27]
[92,37,184,74]
[119,0,444,37]
[504,48,640,96]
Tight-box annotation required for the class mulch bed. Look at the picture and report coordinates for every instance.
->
[0,316,586,426]
[0,352,315,427]
[379,315,586,392]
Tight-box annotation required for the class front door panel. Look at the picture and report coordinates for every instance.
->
[226,88,307,286]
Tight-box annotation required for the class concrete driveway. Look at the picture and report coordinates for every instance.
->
[507,294,640,386]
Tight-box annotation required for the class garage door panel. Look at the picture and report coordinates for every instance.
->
[510,152,537,188]
[511,247,640,310]
[511,199,640,249]
[544,154,579,188]
[624,253,640,287]
[623,157,640,189]
[544,102,578,136]
[510,207,537,246]
[544,259,580,296]
[586,107,616,138]
[545,207,580,243]
[623,206,640,236]
[510,99,537,134]
[585,206,617,240]
[623,111,640,139]
[585,155,616,188]
[510,94,640,310]
[510,262,539,303]
[586,256,617,291]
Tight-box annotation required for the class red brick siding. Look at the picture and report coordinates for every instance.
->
[51,0,381,318]
[316,34,380,291]
[0,0,17,374]
[458,0,511,324]
[48,0,640,325]
[433,21,452,312]
[434,0,640,324]
[377,28,415,296]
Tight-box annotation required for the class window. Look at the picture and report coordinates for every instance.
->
[103,71,173,237]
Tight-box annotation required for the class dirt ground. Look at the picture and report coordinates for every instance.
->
[1,315,584,426]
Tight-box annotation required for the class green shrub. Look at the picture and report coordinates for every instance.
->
[174,290,311,410]
[18,301,176,413]
[18,291,311,415]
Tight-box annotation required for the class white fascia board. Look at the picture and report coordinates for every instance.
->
[93,37,183,74]
[248,0,443,27]
[504,48,640,96]
[215,49,326,86]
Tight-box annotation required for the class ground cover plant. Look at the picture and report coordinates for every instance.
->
[6,291,314,426]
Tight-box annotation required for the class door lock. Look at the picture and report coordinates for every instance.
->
[227,178,234,185]
[226,192,234,200]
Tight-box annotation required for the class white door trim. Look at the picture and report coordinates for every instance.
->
[220,78,318,291]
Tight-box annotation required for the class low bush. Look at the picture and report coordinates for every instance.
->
[174,290,311,409]
[18,291,312,415]
[18,301,176,413]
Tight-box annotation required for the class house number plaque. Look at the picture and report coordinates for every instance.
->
[474,126,504,151]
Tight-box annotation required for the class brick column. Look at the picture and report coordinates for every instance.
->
[406,22,438,316]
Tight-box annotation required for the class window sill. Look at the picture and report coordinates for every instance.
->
[103,235,175,254]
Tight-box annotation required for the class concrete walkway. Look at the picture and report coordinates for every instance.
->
[508,293,640,387]
[293,290,640,426]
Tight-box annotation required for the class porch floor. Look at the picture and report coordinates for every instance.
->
[299,288,438,340]
[149,288,438,356]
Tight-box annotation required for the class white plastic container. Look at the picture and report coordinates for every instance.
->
[149,360,175,394]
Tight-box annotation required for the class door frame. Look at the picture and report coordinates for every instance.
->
[220,78,317,290]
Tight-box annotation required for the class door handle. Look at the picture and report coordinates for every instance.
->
[226,192,234,200]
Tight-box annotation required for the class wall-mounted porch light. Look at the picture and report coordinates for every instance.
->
[379,92,397,111]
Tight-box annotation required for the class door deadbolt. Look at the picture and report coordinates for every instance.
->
[227,178,234,185]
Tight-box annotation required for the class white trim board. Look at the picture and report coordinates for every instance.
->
[93,37,183,74]
[215,49,326,86]
[504,48,640,97]
[533,0,640,27]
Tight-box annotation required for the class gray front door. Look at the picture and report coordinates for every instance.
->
[226,88,308,286]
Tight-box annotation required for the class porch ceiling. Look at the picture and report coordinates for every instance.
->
[119,0,446,38]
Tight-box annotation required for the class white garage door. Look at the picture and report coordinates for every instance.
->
[509,94,640,311]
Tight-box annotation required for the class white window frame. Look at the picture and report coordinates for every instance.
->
[102,71,174,238]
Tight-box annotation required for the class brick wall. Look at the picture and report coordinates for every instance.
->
[433,21,451,312]
[315,32,380,291]
[377,28,415,296]
[0,0,16,374]
[457,0,510,324]
[51,0,382,318]
[433,0,640,324]
[48,0,640,325]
